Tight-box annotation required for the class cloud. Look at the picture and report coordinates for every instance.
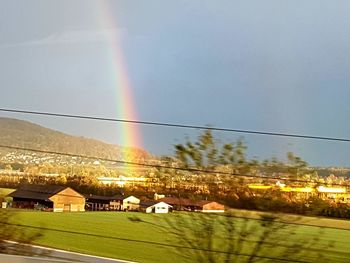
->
[0,28,127,48]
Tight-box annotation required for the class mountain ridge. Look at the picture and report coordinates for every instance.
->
[0,117,149,161]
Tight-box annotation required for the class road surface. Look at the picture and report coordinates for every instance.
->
[1,241,135,263]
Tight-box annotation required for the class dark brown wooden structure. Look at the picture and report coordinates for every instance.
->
[84,194,124,211]
[8,185,85,212]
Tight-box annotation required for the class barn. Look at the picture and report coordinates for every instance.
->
[8,185,85,212]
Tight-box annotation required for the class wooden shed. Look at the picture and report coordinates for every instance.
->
[8,185,85,212]
[85,194,123,211]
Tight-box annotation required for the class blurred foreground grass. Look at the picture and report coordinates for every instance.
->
[1,209,349,263]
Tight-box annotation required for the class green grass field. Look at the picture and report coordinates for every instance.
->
[3,210,350,263]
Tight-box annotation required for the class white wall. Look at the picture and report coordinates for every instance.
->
[122,196,140,211]
[146,202,171,213]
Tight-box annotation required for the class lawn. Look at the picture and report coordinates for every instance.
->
[3,210,350,263]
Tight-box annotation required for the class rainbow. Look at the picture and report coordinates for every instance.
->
[95,1,142,162]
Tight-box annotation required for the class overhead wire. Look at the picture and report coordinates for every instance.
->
[1,108,350,142]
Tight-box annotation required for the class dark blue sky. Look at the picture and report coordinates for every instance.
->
[1,0,350,166]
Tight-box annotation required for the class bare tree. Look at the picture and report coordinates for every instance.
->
[164,211,331,263]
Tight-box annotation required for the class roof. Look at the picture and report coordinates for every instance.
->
[8,185,68,201]
[195,200,225,209]
[195,200,213,206]
[123,195,140,200]
[159,197,198,206]
[159,197,222,208]
[85,194,124,201]
[140,201,158,207]
[140,201,172,208]
[84,194,139,202]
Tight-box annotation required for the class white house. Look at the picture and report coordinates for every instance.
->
[122,196,140,211]
[140,201,172,214]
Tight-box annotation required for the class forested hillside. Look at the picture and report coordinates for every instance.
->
[0,118,149,161]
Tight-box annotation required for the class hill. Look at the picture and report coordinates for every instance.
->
[0,117,149,162]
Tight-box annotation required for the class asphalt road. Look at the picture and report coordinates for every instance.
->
[1,241,135,263]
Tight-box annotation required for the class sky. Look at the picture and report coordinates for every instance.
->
[1,0,350,166]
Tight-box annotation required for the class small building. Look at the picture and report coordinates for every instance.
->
[158,197,198,211]
[122,195,140,211]
[195,201,225,213]
[159,197,225,212]
[140,201,172,213]
[85,194,123,211]
[8,185,85,212]
[317,186,349,203]
[84,194,140,211]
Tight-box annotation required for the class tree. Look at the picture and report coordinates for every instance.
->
[286,152,308,181]
[167,131,331,262]
[173,130,259,203]
[175,130,249,171]
[164,211,330,263]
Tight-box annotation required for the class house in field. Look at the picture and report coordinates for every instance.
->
[85,194,123,211]
[194,201,225,213]
[316,186,348,203]
[159,197,225,212]
[158,197,198,211]
[8,185,85,212]
[122,195,140,211]
[84,194,140,211]
[140,201,172,213]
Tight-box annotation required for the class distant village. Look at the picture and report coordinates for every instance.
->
[1,151,99,166]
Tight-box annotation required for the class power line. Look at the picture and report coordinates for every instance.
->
[1,108,350,142]
[0,144,348,187]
